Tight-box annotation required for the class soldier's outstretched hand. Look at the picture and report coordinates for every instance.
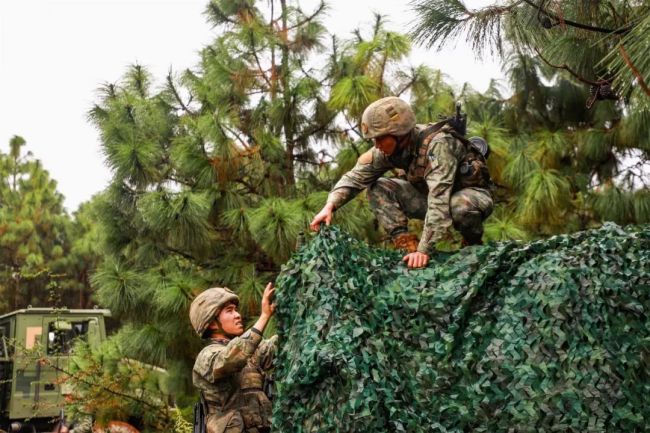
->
[310,202,335,231]
[261,282,276,318]
[402,252,429,269]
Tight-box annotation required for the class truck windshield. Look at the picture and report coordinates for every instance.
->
[47,321,89,355]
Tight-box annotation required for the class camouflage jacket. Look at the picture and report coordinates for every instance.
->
[327,124,491,252]
[193,329,278,431]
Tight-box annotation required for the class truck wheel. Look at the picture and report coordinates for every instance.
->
[92,421,139,433]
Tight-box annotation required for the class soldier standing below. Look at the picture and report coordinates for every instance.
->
[190,283,277,433]
[310,96,493,269]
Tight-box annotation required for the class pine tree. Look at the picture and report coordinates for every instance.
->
[409,0,650,236]
[64,197,106,308]
[0,136,90,312]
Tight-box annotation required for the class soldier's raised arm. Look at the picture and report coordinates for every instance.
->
[310,148,391,231]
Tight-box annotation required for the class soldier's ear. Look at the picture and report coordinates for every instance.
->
[358,149,374,165]
[207,317,222,331]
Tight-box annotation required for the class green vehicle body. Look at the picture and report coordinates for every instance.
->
[0,307,110,432]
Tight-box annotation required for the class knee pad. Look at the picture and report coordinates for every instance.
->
[368,178,395,203]
[453,209,484,241]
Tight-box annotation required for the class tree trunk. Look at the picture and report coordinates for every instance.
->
[280,0,295,187]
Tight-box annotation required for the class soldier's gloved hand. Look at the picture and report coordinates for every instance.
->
[402,252,429,269]
[310,203,335,231]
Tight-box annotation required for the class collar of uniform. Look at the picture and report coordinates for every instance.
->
[390,129,417,165]
[208,338,230,345]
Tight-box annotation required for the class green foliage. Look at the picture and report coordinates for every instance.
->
[633,189,650,224]
[590,184,635,225]
[64,338,174,432]
[138,191,215,255]
[275,224,650,432]
[411,0,508,56]
[517,168,572,227]
[502,145,540,191]
[248,198,304,263]
[605,10,650,97]
[483,207,528,241]
[0,137,95,313]
[410,1,650,237]
[411,1,650,101]
[328,76,379,118]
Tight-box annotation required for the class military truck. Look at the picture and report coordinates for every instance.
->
[0,307,110,433]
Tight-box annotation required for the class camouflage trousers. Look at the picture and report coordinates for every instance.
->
[367,178,493,244]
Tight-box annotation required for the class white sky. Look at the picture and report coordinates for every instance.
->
[0,0,504,212]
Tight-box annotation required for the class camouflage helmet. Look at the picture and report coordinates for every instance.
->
[189,287,239,337]
[361,96,416,139]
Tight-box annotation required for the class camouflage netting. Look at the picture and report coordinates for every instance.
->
[274,223,650,432]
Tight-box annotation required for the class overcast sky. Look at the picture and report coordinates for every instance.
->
[0,0,504,212]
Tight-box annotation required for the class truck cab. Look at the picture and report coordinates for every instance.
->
[0,307,110,433]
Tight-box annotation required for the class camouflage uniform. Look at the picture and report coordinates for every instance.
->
[193,331,277,433]
[327,124,493,253]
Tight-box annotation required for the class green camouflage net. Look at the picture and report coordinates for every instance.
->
[274,223,650,432]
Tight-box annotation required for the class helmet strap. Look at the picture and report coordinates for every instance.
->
[396,130,413,151]
[207,318,240,341]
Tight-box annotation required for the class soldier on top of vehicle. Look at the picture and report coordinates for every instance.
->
[190,282,277,433]
[310,96,493,269]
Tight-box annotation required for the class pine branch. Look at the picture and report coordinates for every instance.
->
[396,69,420,96]
[248,32,274,90]
[288,1,326,31]
[618,45,650,97]
[289,110,338,145]
[410,0,522,55]
[521,0,634,35]
[293,155,326,166]
[372,13,383,39]
[235,178,261,195]
[221,123,253,149]
[166,245,200,263]
[205,2,236,26]
[167,174,195,188]
[607,1,624,26]
[297,59,319,85]
[411,0,637,58]
[534,47,600,85]
[166,70,195,115]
